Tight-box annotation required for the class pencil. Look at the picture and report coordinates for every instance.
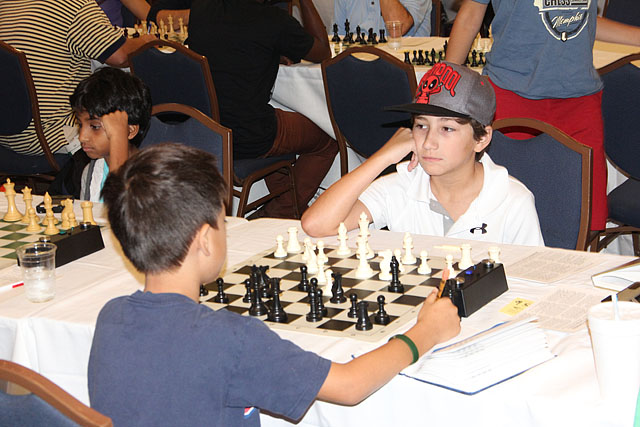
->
[438,268,450,298]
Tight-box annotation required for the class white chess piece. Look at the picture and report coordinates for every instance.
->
[393,249,406,273]
[81,200,96,225]
[417,250,431,275]
[274,235,287,258]
[316,255,326,284]
[355,243,374,279]
[307,245,318,274]
[316,240,328,263]
[44,211,59,235]
[286,227,301,253]
[20,186,32,223]
[337,222,351,256]
[458,244,473,270]
[68,211,79,227]
[488,246,501,263]
[445,254,456,278]
[358,212,370,237]
[302,237,312,261]
[26,208,41,232]
[401,232,416,265]
[378,249,393,281]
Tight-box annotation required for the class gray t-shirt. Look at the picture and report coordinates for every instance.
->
[475,0,602,99]
[89,291,331,426]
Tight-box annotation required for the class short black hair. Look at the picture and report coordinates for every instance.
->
[70,68,152,147]
[102,144,228,273]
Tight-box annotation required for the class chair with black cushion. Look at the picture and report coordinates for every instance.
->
[488,117,593,251]
[128,39,220,121]
[595,54,640,255]
[0,40,68,186]
[0,359,112,427]
[431,0,443,36]
[604,0,640,26]
[322,46,417,176]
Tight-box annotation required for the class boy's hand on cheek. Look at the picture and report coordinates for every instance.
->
[101,110,130,146]
[379,127,416,165]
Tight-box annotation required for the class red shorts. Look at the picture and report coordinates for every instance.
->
[490,80,607,231]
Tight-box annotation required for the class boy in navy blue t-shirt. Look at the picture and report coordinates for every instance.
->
[89,143,460,426]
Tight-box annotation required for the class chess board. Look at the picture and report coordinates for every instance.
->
[201,245,454,342]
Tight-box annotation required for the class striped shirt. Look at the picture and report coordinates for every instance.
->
[0,0,125,155]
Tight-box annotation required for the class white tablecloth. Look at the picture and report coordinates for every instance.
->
[1,194,638,426]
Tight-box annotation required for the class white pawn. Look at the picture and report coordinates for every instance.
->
[488,246,501,264]
[68,211,79,228]
[307,245,318,274]
[302,237,312,261]
[337,222,351,256]
[286,227,301,253]
[417,250,431,275]
[316,240,328,263]
[355,244,374,279]
[458,243,473,270]
[393,249,406,273]
[44,211,59,235]
[378,249,393,281]
[274,235,287,258]
[401,232,416,265]
[445,254,456,278]
[60,211,70,230]
[26,208,41,232]
[324,268,334,289]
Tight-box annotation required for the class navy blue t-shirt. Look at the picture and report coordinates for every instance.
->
[89,291,331,426]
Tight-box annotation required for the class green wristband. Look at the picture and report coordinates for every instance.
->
[390,334,419,364]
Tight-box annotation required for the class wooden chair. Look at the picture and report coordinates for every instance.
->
[489,118,593,251]
[128,39,220,121]
[0,40,68,186]
[595,54,640,255]
[0,359,112,427]
[431,0,443,36]
[321,46,417,176]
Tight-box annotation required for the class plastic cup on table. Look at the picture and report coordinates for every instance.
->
[587,301,640,409]
[16,242,57,303]
[386,21,403,50]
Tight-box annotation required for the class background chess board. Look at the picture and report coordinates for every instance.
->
[0,220,48,267]
[201,245,453,342]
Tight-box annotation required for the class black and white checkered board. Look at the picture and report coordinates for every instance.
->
[201,246,453,342]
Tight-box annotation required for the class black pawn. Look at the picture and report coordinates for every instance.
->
[367,28,374,44]
[379,28,387,43]
[213,278,229,303]
[443,40,448,52]
[355,301,373,331]
[249,285,268,316]
[438,50,445,63]
[348,293,358,318]
[242,278,253,303]
[374,295,390,325]
[298,265,310,292]
[388,256,404,293]
[330,272,346,303]
[267,278,288,323]
[404,51,411,64]
[355,26,362,43]
[306,289,323,322]
[199,283,209,297]
[317,289,328,316]
[310,277,318,293]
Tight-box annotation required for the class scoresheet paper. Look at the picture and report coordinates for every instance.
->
[506,251,601,283]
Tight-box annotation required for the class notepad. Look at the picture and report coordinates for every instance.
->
[401,318,555,395]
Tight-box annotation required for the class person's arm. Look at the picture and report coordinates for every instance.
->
[121,0,151,21]
[317,290,461,405]
[445,0,487,64]
[301,127,417,237]
[596,16,640,46]
[104,34,157,67]
[101,111,137,172]
[380,0,415,35]
[300,0,331,63]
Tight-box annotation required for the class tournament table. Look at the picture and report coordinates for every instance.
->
[0,194,638,426]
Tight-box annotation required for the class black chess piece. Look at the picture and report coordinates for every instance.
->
[379,28,387,43]
[199,283,209,297]
[411,50,418,64]
[212,277,229,303]
[478,51,484,66]
[374,295,390,325]
[443,40,448,53]
[355,301,373,331]
[359,30,367,45]
[249,285,268,316]
[388,256,404,293]
[430,48,436,65]
[306,289,323,322]
[344,19,350,35]
[330,272,346,303]
[317,289,328,316]
[345,31,354,45]
[348,293,358,318]
[332,23,341,43]
[310,277,318,293]
[298,265,310,292]
[471,50,478,67]
[267,278,288,323]
[367,28,374,44]
[404,51,411,64]
[417,50,425,66]
[355,26,362,43]
[242,278,253,303]
[438,50,445,62]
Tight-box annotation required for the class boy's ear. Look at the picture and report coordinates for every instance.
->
[194,224,213,257]
[474,125,493,153]
[127,124,140,141]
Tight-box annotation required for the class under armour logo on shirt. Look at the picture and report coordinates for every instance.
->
[470,223,487,234]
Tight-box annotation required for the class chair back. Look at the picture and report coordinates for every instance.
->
[431,0,442,36]
[129,40,220,121]
[598,53,640,180]
[0,40,59,171]
[0,360,112,427]
[141,103,233,213]
[322,46,416,175]
[604,0,640,26]
[488,118,592,250]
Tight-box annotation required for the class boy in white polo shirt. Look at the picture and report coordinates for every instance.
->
[302,61,544,246]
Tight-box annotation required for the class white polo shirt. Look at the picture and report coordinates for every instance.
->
[359,154,545,246]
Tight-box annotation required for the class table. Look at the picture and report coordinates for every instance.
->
[1,195,638,426]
